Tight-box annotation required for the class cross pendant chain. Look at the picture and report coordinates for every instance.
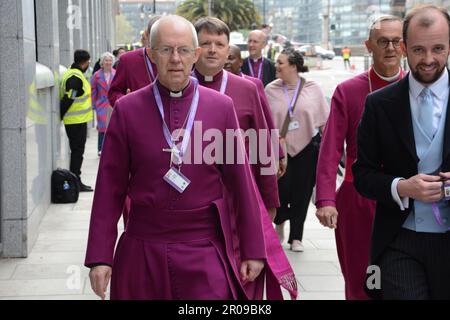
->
[163,146,182,167]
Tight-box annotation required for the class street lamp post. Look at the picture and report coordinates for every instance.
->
[322,0,331,49]
[153,0,156,14]
[208,0,212,16]
[263,0,266,24]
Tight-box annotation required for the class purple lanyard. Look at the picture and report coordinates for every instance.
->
[431,203,450,230]
[144,48,156,82]
[283,79,302,118]
[191,70,229,94]
[248,57,263,80]
[152,77,200,163]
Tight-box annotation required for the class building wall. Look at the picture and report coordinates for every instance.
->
[330,0,392,47]
[253,0,323,44]
[0,0,115,258]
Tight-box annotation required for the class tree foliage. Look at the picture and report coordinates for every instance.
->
[176,0,261,31]
[115,14,135,45]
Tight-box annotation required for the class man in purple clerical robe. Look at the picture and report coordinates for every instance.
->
[315,16,405,300]
[192,17,297,300]
[86,15,270,301]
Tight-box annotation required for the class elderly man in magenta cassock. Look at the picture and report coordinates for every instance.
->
[315,15,406,299]
[85,15,296,300]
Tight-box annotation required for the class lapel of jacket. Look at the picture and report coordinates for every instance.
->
[381,75,419,163]
[262,59,268,86]
[242,58,250,74]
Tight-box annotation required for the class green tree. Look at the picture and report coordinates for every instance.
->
[115,14,135,46]
[176,0,261,31]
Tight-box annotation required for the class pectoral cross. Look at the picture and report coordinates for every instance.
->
[163,146,182,166]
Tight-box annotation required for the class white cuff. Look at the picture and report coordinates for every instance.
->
[391,178,409,211]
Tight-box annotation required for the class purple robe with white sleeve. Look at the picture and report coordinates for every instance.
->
[85,80,267,300]
[315,68,405,300]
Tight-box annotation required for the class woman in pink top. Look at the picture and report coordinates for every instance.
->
[265,48,330,252]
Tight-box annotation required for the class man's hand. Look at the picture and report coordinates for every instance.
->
[439,172,450,181]
[89,265,112,300]
[240,260,264,282]
[397,174,443,203]
[278,158,287,178]
[278,138,287,178]
[316,206,338,229]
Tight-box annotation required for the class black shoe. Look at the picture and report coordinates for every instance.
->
[79,182,93,192]
[76,176,93,192]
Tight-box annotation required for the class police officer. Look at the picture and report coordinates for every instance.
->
[60,49,94,192]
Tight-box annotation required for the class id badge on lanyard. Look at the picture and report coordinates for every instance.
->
[153,77,199,193]
[284,80,302,132]
[288,120,300,132]
[163,168,191,193]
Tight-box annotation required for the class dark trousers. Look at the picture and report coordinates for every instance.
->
[65,122,87,177]
[344,59,351,69]
[379,228,450,300]
[274,135,320,243]
[98,132,105,152]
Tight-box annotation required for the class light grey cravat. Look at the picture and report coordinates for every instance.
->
[419,87,436,139]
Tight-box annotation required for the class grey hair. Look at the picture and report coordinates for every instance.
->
[150,15,199,49]
[99,52,115,67]
[368,15,403,40]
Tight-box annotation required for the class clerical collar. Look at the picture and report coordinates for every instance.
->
[156,79,194,99]
[170,91,183,98]
[373,67,401,82]
[251,56,263,63]
[194,69,223,83]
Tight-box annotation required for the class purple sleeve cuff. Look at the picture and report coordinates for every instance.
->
[315,200,336,208]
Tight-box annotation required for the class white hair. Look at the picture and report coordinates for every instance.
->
[150,15,199,49]
[100,52,115,67]
[368,15,403,40]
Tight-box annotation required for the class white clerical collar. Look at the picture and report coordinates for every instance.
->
[373,67,401,82]
[170,91,183,98]
[409,68,449,100]
[194,69,222,83]
[252,56,262,63]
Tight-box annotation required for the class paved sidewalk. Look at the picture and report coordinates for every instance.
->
[0,129,344,300]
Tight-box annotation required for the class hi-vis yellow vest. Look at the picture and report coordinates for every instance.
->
[27,81,47,125]
[60,68,93,125]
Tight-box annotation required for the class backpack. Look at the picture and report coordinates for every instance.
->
[51,169,80,203]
